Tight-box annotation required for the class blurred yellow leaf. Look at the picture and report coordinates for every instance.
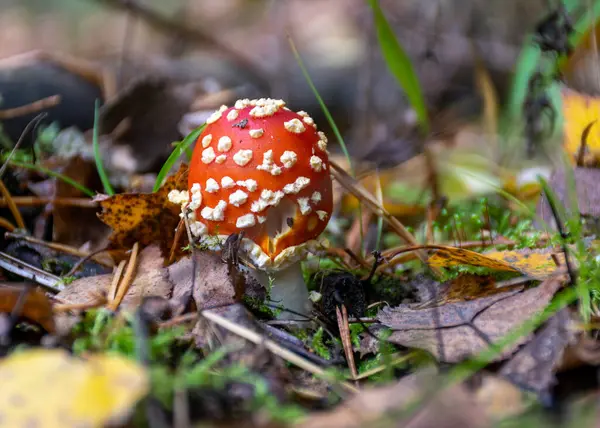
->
[0,349,148,428]
[562,88,600,161]
[429,247,559,279]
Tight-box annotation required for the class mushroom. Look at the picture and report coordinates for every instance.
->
[184,98,333,319]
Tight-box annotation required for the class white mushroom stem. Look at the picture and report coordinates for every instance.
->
[257,263,311,320]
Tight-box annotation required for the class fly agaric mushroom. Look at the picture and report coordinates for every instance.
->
[181,98,332,318]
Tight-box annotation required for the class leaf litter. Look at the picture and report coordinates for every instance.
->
[3,2,600,427]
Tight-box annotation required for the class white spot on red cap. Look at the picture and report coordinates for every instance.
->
[284,118,305,134]
[201,147,216,164]
[206,110,223,124]
[205,178,219,193]
[317,210,328,221]
[302,116,316,128]
[236,213,256,228]
[226,109,239,121]
[233,149,253,166]
[236,179,258,192]
[189,183,202,210]
[249,128,264,138]
[256,150,282,176]
[317,139,327,151]
[311,191,322,204]
[215,155,226,164]
[298,197,311,215]
[190,221,207,237]
[310,156,324,172]
[257,215,267,224]
[283,176,310,194]
[167,190,189,206]
[201,134,212,148]
[280,151,297,169]
[229,189,249,207]
[200,200,227,221]
[217,136,232,152]
[318,131,328,143]
[221,176,235,188]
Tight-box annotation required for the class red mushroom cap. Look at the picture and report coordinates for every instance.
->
[188,98,333,265]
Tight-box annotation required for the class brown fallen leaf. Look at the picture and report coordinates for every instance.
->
[475,375,526,421]
[0,285,54,333]
[56,245,169,310]
[378,275,565,363]
[296,369,489,428]
[499,308,575,396]
[98,164,188,260]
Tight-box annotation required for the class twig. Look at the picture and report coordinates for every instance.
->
[64,246,114,277]
[0,180,25,229]
[0,95,61,120]
[108,242,139,311]
[53,296,107,312]
[337,305,358,381]
[0,196,97,208]
[0,251,62,292]
[108,260,127,302]
[0,217,16,232]
[200,309,358,394]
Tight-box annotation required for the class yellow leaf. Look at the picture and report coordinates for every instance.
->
[0,349,148,428]
[561,88,600,162]
[428,246,519,272]
[484,249,560,279]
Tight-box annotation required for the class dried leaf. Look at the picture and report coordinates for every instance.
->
[297,369,489,428]
[56,245,169,310]
[475,375,526,421]
[378,276,564,363]
[428,246,520,272]
[0,348,147,428]
[428,246,559,279]
[499,308,574,395]
[0,285,54,333]
[443,275,502,303]
[98,164,188,259]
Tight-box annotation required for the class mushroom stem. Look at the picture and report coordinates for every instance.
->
[258,263,311,320]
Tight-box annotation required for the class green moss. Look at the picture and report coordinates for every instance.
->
[310,327,331,360]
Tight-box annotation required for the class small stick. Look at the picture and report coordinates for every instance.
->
[168,218,185,265]
[201,309,358,394]
[0,180,25,229]
[0,95,61,120]
[0,196,97,208]
[53,296,107,312]
[108,260,127,302]
[107,242,139,311]
[0,217,16,232]
[64,246,113,277]
[0,113,46,180]
[336,305,358,381]
[0,251,62,292]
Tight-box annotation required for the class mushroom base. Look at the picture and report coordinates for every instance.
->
[256,263,312,320]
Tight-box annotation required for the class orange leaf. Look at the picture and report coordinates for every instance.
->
[428,247,519,272]
[98,164,188,261]
[0,285,54,333]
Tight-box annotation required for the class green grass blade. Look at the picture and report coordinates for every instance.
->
[92,99,114,196]
[7,160,95,197]
[288,37,354,174]
[153,125,205,192]
[367,0,429,135]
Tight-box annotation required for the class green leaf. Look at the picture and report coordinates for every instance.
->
[368,0,429,134]
[153,125,205,193]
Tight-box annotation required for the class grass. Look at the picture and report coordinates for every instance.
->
[92,99,114,196]
[153,125,205,192]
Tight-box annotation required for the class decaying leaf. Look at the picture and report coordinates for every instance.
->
[475,375,526,421]
[98,164,188,260]
[443,275,503,303]
[0,348,147,428]
[297,369,489,428]
[499,308,574,395]
[378,276,565,363]
[0,285,54,333]
[428,246,559,279]
[561,88,600,163]
[56,245,170,310]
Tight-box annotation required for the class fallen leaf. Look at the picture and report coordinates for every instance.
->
[297,369,489,428]
[561,88,600,162]
[0,285,54,333]
[378,276,565,363]
[98,164,188,260]
[475,375,526,421]
[0,348,147,428]
[56,245,169,311]
[428,246,560,279]
[443,275,502,303]
[499,308,574,396]
[428,246,520,272]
